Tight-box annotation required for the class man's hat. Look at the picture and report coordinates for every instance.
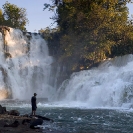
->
[34,93,37,96]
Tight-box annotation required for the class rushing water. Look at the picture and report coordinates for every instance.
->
[1,28,133,132]
[1,100,133,133]
[1,27,133,109]
[0,28,53,100]
[56,54,133,109]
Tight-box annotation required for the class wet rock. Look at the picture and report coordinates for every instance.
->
[30,118,43,129]
[22,119,31,125]
[21,114,29,117]
[0,105,6,114]
[4,120,20,127]
[8,110,20,116]
[35,115,54,122]
[5,52,12,58]
[0,105,57,133]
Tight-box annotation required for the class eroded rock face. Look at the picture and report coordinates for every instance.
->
[0,26,11,60]
[5,52,12,58]
[0,26,10,51]
[0,67,12,99]
[0,26,10,33]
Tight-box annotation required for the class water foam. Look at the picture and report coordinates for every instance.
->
[56,54,133,108]
[0,28,53,100]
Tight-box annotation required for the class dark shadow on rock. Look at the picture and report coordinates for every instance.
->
[4,120,20,127]
[35,115,54,122]
[22,119,31,125]
[8,110,20,116]
[0,105,6,114]
[30,118,43,129]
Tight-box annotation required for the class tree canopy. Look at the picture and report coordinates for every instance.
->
[43,0,133,71]
[0,2,28,31]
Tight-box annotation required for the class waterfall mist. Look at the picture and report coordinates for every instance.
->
[0,28,53,100]
[1,27,133,109]
[56,54,133,108]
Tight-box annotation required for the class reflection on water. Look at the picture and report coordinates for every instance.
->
[1,101,133,133]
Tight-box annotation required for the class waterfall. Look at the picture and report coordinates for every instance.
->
[0,27,53,100]
[56,54,133,108]
[1,27,133,109]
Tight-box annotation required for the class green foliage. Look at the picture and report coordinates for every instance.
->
[0,9,4,25]
[0,9,3,18]
[2,2,28,31]
[39,27,61,57]
[43,0,133,71]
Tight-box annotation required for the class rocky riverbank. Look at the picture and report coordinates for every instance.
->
[0,114,43,133]
[0,105,58,133]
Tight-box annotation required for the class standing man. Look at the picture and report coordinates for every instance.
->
[31,93,37,116]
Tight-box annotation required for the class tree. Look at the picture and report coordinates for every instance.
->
[2,2,29,31]
[44,0,133,71]
[0,9,4,25]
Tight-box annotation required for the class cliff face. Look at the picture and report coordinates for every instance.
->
[0,26,54,100]
[0,26,10,56]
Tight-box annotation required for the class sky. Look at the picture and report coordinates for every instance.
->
[0,0,133,33]
[0,0,56,32]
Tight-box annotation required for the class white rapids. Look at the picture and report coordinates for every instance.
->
[0,28,53,100]
[55,54,133,108]
[1,27,133,109]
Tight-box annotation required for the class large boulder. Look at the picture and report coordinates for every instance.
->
[22,119,31,125]
[30,118,43,129]
[0,105,6,114]
[4,120,20,127]
[8,110,20,116]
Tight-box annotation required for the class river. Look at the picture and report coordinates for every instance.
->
[1,100,133,133]
[1,28,133,133]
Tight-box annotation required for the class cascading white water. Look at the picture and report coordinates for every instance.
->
[0,28,53,100]
[56,54,133,108]
[1,27,133,109]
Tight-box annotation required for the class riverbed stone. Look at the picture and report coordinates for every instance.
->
[0,105,66,133]
[8,110,20,116]
[0,105,6,114]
